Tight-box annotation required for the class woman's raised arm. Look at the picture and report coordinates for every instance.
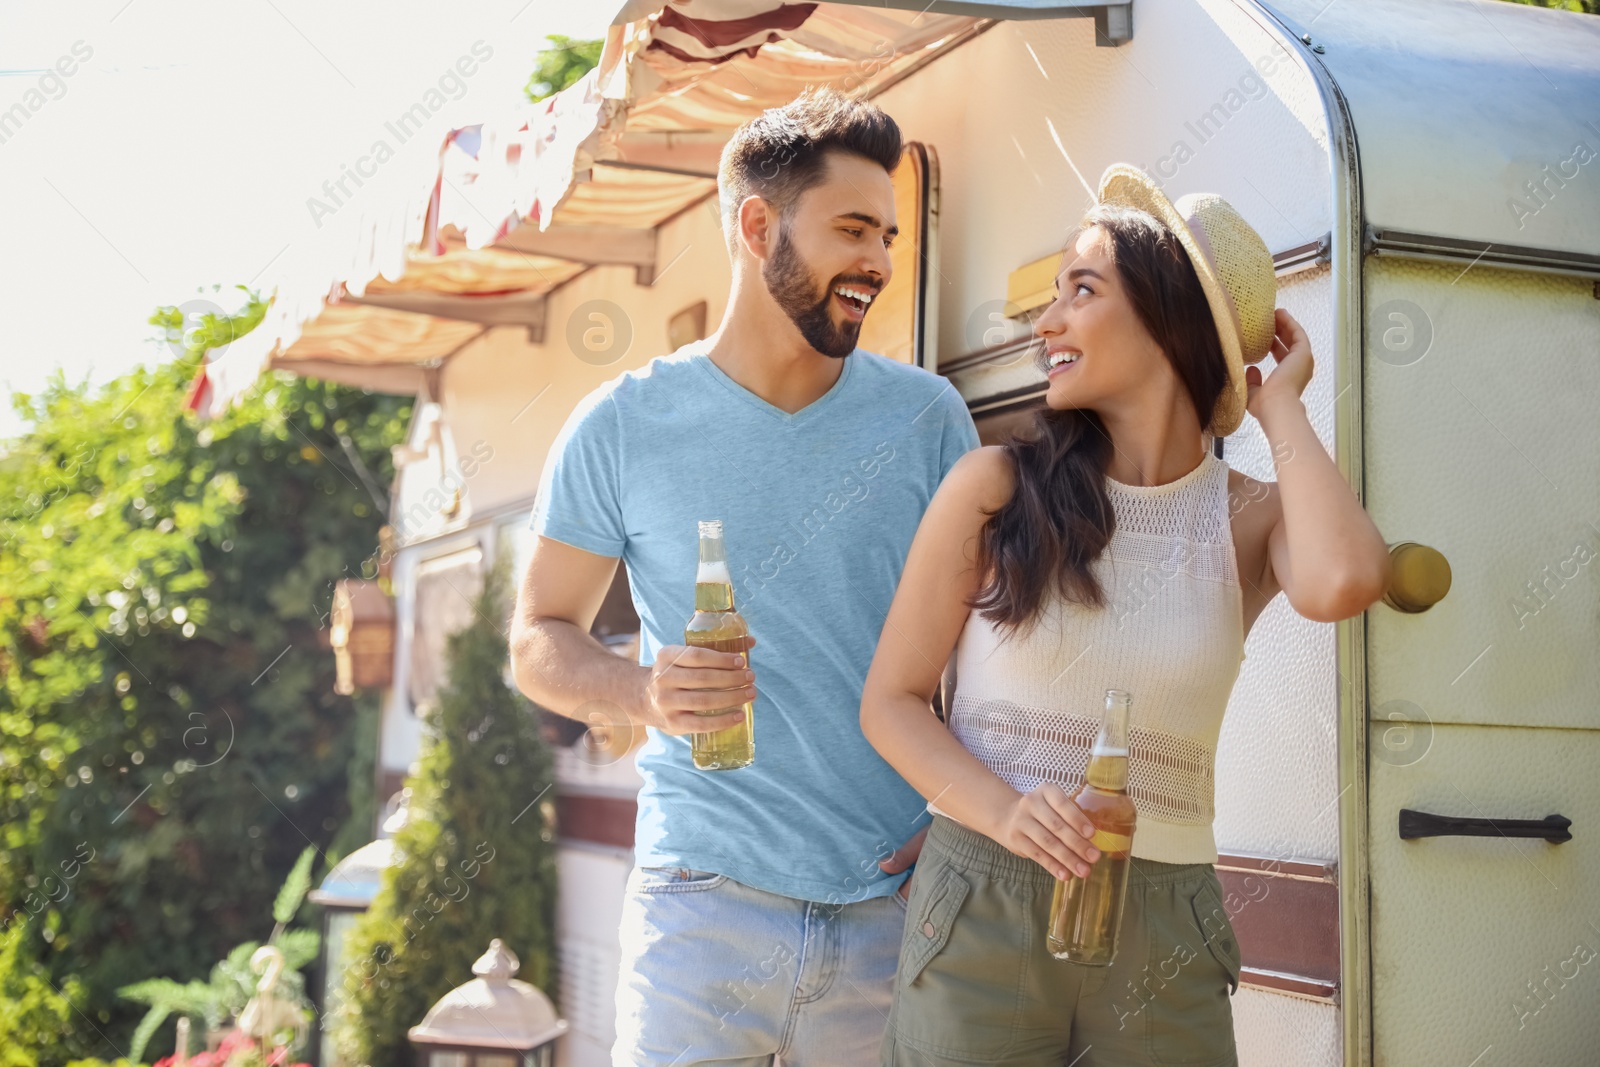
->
[1247,309,1392,622]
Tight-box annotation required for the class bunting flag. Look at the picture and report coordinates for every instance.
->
[182,356,213,419]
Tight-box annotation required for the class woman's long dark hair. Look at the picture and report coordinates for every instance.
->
[968,202,1229,635]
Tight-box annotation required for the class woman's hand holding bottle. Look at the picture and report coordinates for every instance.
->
[986,782,1103,881]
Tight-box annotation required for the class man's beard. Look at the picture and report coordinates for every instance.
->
[762,225,869,359]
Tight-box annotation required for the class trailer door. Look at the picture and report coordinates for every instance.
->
[1362,255,1600,1066]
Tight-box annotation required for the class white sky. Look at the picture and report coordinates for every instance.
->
[0,0,616,442]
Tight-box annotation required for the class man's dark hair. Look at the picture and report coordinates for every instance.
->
[717,86,901,241]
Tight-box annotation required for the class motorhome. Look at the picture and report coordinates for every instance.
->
[196,1,1600,1063]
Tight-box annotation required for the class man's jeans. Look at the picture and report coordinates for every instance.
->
[612,865,910,1066]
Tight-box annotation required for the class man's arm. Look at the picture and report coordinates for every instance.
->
[509,535,755,736]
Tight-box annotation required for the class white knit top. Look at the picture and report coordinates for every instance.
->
[933,444,1246,865]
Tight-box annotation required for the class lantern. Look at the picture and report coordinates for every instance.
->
[407,940,567,1067]
[331,578,394,694]
[309,795,409,1067]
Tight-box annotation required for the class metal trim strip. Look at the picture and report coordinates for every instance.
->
[1241,966,1340,1002]
[1215,851,1338,884]
[1367,227,1600,280]
[1230,3,1370,1062]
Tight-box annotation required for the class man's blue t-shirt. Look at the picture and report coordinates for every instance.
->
[530,344,979,903]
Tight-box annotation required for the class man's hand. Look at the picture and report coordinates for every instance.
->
[637,635,758,735]
[879,824,928,901]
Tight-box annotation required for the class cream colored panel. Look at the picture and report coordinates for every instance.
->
[437,192,732,518]
[1215,266,1341,863]
[870,0,1331,369]
[1368,722,1600,1066]
[1234,989,1341,1067]
[557,845,632,1067]
[1364,259,1600,731]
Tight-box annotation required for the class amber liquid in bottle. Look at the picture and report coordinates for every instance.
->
[683,520,754,771]
[1047,688,1137,965]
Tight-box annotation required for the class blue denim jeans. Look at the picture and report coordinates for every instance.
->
[612,865,910,1066]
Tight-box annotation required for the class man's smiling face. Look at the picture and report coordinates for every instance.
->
[761,150,898,359]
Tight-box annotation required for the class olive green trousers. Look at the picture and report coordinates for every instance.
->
[883,815,1242,1067]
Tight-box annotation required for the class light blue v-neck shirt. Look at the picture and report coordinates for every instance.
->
[531,344,979,903]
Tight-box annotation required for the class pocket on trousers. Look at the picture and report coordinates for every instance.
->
[633,866,728,893]
[898,863,970,986]
[1190,877,1242,995]
[1144,876,1241,1066]
[891,860,1028,1062]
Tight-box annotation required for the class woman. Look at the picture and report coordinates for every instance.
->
[861,165,1392,1067]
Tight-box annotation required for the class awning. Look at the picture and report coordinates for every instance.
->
[190,0,995,417]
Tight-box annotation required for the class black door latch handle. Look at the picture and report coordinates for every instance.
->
[1399,808,1572,844]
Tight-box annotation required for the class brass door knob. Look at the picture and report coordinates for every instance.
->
[1383,542,1452,613]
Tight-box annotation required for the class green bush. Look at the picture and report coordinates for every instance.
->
[0,291,410,1061]
[117,847,320,1061]
[0,921,88,1065]
[335,559,557,1066]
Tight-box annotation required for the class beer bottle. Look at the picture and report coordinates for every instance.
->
[683,519,755,770]
[1046,688,1137,964]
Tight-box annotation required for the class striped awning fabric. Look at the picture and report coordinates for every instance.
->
[196,1,984,416]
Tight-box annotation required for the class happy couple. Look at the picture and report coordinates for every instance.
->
[510,87,1389,1067]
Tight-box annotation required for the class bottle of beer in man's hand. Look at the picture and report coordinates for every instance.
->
[683,519,755,771]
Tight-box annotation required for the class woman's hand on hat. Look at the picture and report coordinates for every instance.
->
[1245,308,1314,418]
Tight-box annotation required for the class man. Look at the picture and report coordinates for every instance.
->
[510,87,979,1066]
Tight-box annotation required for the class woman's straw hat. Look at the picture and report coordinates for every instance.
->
[1096,164,1277,437]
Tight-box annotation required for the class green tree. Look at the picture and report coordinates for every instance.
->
[0,288,407,1061]
[523,35,602,102]
[337,558,557,1067]
[1496,0,1599,13]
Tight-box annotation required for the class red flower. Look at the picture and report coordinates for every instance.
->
[150,1028,308,1067]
